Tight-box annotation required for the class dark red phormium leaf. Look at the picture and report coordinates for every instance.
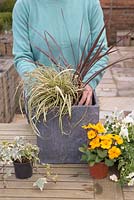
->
[29,14,133,89]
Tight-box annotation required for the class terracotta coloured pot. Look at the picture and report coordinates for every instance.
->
[89,162,108,179]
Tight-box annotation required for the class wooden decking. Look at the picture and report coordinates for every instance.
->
[0,123,132,200]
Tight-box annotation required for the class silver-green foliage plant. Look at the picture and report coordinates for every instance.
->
[0,137,58,190]
[0,136,39,187]
[0,136,39,164]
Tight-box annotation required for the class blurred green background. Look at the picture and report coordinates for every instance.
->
[0,0,16,33]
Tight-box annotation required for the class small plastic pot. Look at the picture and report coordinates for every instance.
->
[89,162,109,179]
[13,161,33,179]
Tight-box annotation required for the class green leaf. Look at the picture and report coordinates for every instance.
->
[97,149,107,158]
[95,156,103,163]
[85,150,91,157]
[79,147,86,153]
[89,161,95,167]
[87,152,96,161]
[81,154,87,161]
[33,178,47,191]
[105,158,114,167]
[118,160,125,170]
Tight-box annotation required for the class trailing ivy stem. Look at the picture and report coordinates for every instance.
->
[2,165,6,188]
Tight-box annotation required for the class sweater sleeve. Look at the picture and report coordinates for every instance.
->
[12,0,36,80]
[83,0,109,90]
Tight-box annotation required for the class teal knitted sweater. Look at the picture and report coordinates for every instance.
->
[12,0,108,89]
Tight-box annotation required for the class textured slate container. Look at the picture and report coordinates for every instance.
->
[36,93,99,164]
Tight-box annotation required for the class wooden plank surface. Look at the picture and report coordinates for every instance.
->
[94,179,124,200]
[0,199,90,200]
[0,166,89,175]
[1,173,91,183]
[0,166,94,199]
[123,180,134,199]
[0,131,34,136]
[0,164,88,168]
[123,192,134,200]
[0,123,32,131]
[0,181,93,190]
[123,186,134,192]
[0,189,94,199]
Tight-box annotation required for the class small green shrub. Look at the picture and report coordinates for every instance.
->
[0,0,16,12]
[0,12,12,32]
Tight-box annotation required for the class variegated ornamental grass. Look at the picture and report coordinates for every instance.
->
[25,67,84,133]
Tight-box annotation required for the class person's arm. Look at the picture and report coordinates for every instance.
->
[83,0,109,90]
[12,0,36,81]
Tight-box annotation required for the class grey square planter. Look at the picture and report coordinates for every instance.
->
[35,93,99,164]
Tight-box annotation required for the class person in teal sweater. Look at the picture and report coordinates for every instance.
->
[12,0,108,105]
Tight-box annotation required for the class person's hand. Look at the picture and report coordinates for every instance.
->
[78,84,93,106]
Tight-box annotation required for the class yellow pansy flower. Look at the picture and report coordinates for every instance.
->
[82,122,106,134]
[108,146,121,159]
[113,135,123,145]
[100,134,113,140]
[82,123,97,130]
[95,122,106,133]
[87,130,97,139]
[106,134,113,139]
[85,122,106,133]
[87,123,97,130]
[101,138,112,149]
[82,125,89,130]
[90,137,100,149]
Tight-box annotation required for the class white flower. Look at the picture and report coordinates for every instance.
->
[115,122,121,128]
[119,126,130,142]
[110,174,118,182]
[128,178,134,186]
[113,109,124,121]
[127,172,134,186]
[128,111,134,120]
[126,172,134,179]
[123,116,134,125]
